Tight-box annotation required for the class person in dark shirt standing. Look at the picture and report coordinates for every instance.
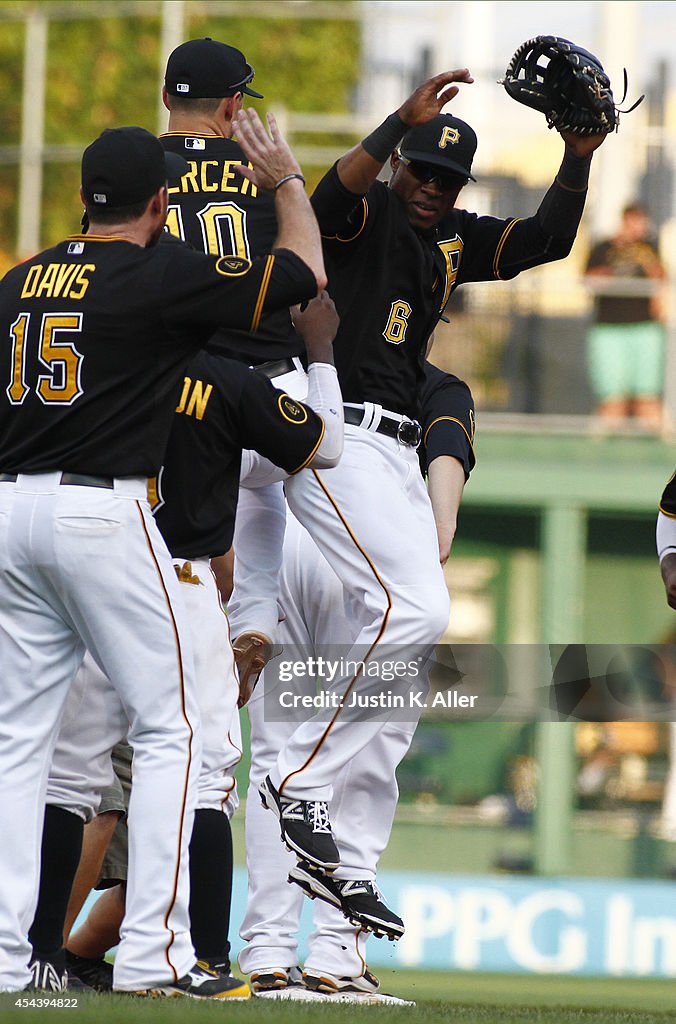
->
[585,202,667,429]
[160,36,315,679]
[34,293,342,995]
[0,116,325,997]
[240,364,475,999]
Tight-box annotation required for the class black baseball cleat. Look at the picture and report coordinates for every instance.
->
[28,955,67,992]
[131,960,250,999]
[259,775,339,872]
[289,862,405,941]
[64,950,113,992]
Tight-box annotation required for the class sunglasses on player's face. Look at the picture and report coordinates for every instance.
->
[397,154,468,192]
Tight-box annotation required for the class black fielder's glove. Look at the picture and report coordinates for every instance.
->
[500,35,644,136]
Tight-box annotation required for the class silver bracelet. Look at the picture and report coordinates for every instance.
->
[274,173,306,190]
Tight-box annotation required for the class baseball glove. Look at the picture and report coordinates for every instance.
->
[501,35,643,135]
[233,630,274,708]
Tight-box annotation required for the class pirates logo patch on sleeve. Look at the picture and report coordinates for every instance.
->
[215,255,252,277]
[278,393,308,424]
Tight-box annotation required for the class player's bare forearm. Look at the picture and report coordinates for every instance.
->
[336,69,474,196]
[661,553,676,610]
[291,291,339,366]
[427,454,466,564]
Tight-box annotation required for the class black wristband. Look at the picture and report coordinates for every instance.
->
[556,150,592,192]
[362,112,408,163]
[274,173,306,191]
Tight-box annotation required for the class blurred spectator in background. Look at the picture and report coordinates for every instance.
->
[585,202,667,431]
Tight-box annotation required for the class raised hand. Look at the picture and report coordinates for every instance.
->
[291,290,340,363]
[558,128,609,158]
[233,109,303,192]
[398,69,474,126]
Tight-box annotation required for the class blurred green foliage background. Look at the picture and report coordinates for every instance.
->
[0,1,360,262]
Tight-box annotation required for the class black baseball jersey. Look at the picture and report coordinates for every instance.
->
[312,164,584,417]
[420,362,475,479]
[0,235,315,475]
[660,472,676,518]
[153,353,324,559]
[161,132,304,363]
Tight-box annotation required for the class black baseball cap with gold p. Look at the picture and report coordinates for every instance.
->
[165,37,264,99]
[81,127,188,208]
[400,114,477,181]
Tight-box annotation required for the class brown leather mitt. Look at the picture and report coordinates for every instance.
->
[233,630,274,708]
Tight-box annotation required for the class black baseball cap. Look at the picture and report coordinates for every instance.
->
[81,126,188,208]
[165,38,264,99]
[400,114,477,181]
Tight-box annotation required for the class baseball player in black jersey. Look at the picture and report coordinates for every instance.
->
[159,37,318,669]
[161,38,304,368]
[241,364,475,1000]
[258,70,608,883]
[658,472,676,609]
[0,118,326,996]
[32,293,342,993]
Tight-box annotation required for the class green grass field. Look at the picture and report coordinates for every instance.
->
[1,970,673,1023]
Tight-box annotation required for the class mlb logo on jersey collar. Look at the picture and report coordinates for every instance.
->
[185,138,206,151]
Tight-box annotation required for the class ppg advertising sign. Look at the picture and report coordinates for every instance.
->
[228,870,676,978]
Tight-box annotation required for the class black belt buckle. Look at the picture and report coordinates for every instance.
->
[0,472,114,488]
[60,473,114,489]
[397,418,422,448]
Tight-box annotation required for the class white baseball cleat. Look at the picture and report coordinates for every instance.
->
[302,967,415,1006]
[303,966,380,995]
[250,965,302,994]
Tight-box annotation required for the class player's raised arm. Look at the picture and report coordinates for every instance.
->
[291,291,344,469]
[335,69,474,196]
[233,108,326,291]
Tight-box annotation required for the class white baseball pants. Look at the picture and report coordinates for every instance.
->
[228,361,309,642]
[239,512,420,979]
[47,558,241,822]
[0,473,201,992]
[276,415,449,799]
